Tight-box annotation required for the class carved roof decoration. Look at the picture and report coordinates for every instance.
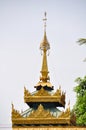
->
[28,104,54,118]
[24,86,31,97]
[58,106,70,118]
[34,87,51,96]
[24,86,65,97]
[11,104,22,119]
[53,89,61,96]
[12,104,71,125]
[12,104,70,120]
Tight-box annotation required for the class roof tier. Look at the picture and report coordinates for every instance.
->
[24,87,65,108]
[12,104,71,126]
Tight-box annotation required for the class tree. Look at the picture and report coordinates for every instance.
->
[77,38,86,45]
[73,76,86,126]
[77,38,86,62]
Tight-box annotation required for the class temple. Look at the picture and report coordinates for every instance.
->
[11,13,75,127]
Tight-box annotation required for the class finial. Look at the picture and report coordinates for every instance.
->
[67,100,70,111]
[11,102,14,110]
[24,86,26,90]
[43,12,47,32]
[68,100,70,107]
[59,85,61,90]
[39,12,50,83]
[40,12,50,51]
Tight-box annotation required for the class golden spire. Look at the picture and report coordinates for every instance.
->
[40,12,50,82]
[43,12,47,32]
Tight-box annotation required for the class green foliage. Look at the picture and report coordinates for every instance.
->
[77,38,86,61]
[77,38,86,45]
[73,76,86,126]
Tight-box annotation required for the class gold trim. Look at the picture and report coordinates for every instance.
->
[12,118,70,125]
[12,104,70,126]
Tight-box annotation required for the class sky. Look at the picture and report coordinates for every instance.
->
[0,0,86,126]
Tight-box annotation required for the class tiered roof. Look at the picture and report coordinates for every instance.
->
[11,13,74,127]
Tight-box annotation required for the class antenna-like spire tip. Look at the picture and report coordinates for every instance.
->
[45,12,47,17]
[43,12,47,32]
